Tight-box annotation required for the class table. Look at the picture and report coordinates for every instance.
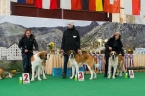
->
[45,54,145,75]
[45,54,105,75]
[45,54,71,75]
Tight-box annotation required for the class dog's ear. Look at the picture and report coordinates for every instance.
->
[109,51,112,57]
[38,52,43,59]
[67,50,71,55]
[115,51,118,57]
[73,50,76,54]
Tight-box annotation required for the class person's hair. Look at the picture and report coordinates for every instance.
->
[112,33,121,40]
[22,29,31,37]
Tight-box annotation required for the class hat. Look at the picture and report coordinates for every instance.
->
[67,20,74,25]
[114,32,121,35]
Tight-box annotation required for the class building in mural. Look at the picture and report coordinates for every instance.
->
[0,43,22,60]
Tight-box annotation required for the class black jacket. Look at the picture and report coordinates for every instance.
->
[61,26,80,53]
[18,34,38,53]
[105,37,123,57]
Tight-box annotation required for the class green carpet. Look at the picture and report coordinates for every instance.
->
[0,73,145,96]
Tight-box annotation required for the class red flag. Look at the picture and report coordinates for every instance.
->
[132,0,140,15]
[50,0,58,9]
[26,0,34,4]
[71,0,82,10]
[104,0,120,13]
[35,0,42,8]
[89,0,96,11]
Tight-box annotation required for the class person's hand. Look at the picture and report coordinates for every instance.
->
[78,49,81,53]
[35,51,39,53]
[61,49,64,53]
[60,49,64,58]
[25,50,28,53]
[109,47,112,50]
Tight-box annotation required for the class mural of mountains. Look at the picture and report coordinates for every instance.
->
[0,21,99,51]
[0,21,145,51]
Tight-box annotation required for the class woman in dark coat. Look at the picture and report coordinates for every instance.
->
[18,29,39,74]
[61,21,81,78]
[104,32,124,77]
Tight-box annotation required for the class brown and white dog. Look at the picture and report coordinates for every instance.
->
[67,50,100,80]
[0,68,5,79]
[31,51,47,81]
[0,68,13,80]
[108,51,124,79]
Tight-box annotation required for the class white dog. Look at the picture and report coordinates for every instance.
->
[31,51,47,81]
[108,51,124,79]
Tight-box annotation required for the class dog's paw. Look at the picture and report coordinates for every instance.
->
[38,78,42,81]
[89,78,93,80]
[43,77,47,79]
[31,79,34,81]
[119,73,122,76]
[70,76,74,79]
[108,76,111,79]
[94,76,97,79]
[112,76,115,79]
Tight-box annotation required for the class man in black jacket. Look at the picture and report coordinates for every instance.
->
[18,29,39,74]
[61,21,81,78]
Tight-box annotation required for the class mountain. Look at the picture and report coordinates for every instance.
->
[0,21,99,50]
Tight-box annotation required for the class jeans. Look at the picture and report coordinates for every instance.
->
[63,54,69,73]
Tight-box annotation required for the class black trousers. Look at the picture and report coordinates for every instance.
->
[105,56,109,76]
[63,54,69,73]
[22,52,33,74]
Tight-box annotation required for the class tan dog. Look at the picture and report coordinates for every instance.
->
[108,51,124,79]
[0,68,5,79]
[0,68,13,80]
[31,51,47,81]
[68,50,99,80]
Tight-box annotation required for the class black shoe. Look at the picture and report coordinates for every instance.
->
[104,74,107,77]
[62,73,66,79]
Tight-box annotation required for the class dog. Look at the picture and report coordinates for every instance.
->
[0,68,5,79]
[31,51,47,81]
[0,68,13,80]
[108,51,124,79]
[67,50,100,80]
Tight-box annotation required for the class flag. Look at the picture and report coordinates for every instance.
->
[124,0,140,15]
[10,0,34,4]
[10,0,17,2]
[71,0,82,10]
[82,0,89,10]
[35,0,42,8]
[26,0,34,4]
[89,0,96,11]
[50,0,58,9]
[18,0,26,3]
[135,12,145,24]
[95,0,103,11]
[141,0,145,16]
[60,0,71,9]
[104,0,120,13]
[35,0,58,9]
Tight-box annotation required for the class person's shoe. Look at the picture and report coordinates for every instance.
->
[62,73,66,79]
[104,74,107,77]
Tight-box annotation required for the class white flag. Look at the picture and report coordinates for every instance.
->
[110,0,114,4]
[42,0,50,9]
[60,0,71,9]
[10,0,17,2]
